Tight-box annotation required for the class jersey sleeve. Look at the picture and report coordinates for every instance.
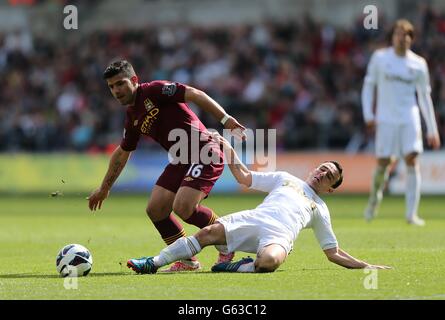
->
[147,80,186,104]
[120,117,141,152]
[312,206,338,250]
[361,52,379,122]
[416,59,432,94]
[249,171,289,193]
[416,59,439,136]
[364,52,379,85]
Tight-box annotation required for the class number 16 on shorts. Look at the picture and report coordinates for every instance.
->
[186,164,204,178]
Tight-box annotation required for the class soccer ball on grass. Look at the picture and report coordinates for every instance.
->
[56,244,93,277]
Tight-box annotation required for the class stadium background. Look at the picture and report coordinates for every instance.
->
[1,0,445,302]
[0,0,444,195]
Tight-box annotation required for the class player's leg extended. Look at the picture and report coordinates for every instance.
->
[155,223,226,267]
[174,186,235,264]
[366,123,398,221]
[402,122,424,226]
[364,157,391,221]
[146,185,202,271]
[404,152,424,226]
[127,223,226,274]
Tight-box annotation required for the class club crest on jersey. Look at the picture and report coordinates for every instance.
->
[133,120,138,126]
[144,98,155,112]
[162,83,177,96]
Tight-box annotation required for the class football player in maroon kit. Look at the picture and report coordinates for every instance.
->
[88,60,246,271]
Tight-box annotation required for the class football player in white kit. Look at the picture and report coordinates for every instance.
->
[126,134,391,274]
[362,19,441,226]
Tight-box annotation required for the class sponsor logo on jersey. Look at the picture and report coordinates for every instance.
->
[282,180,316,210]
[184,177,194,182]
[140,108,160,134]
[162,83,177,96]
[384,73,414,84]
[144,98,155,112]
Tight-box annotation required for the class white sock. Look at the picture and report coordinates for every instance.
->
[405,165,420,220]
[153,236,202,268]
[237,262,255,273]
[369,165,389,204]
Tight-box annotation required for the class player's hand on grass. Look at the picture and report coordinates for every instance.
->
[224,116,246,140]
[87,188,110,211]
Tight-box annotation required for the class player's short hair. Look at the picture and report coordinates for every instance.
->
[391,19,415,40]
[328,160,343,189]
[103,60,136,80]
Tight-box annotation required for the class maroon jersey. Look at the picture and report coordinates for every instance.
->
[121,81,219,163]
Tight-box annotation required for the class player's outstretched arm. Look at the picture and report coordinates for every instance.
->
[88,146,131,211]
[417,88,441,149]
[324,247,391,269]
[185,86,246,139]
[211,132,252,187]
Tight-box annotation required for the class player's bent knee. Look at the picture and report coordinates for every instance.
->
[255,245,286,273]
[172,200,195,220]
[195,224,225,246]
[254,261,279,273]
[146,203,169,221]
[255,255,281,273]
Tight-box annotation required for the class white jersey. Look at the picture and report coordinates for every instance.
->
[362,47,438,136]
[249,171,338,250]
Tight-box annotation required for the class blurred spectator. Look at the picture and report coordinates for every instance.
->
[0,8,444,153]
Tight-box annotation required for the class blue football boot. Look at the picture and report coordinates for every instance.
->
[127,256,158,274]
[211,257,254,272]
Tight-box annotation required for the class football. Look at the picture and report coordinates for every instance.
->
[56,244,93,277]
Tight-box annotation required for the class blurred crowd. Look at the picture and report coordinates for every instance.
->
[1,6,445,153]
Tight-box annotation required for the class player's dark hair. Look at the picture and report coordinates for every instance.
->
[103,60,136,79]
[329,160,343,189]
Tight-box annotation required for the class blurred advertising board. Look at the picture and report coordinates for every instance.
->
[0,152,239,194]
[1,151,443,194]
[0,153,109,194]
[388,151,445,195]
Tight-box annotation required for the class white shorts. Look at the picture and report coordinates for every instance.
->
[216,208,295,255]
[375,122,423,158]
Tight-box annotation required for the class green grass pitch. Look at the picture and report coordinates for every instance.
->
[0,193,444,300]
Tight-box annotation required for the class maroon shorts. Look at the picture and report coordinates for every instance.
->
[156,161,224,195]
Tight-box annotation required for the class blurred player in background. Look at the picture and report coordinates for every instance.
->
[88,60,246,271]
[126,133,391,274]
[362,19,441,226]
